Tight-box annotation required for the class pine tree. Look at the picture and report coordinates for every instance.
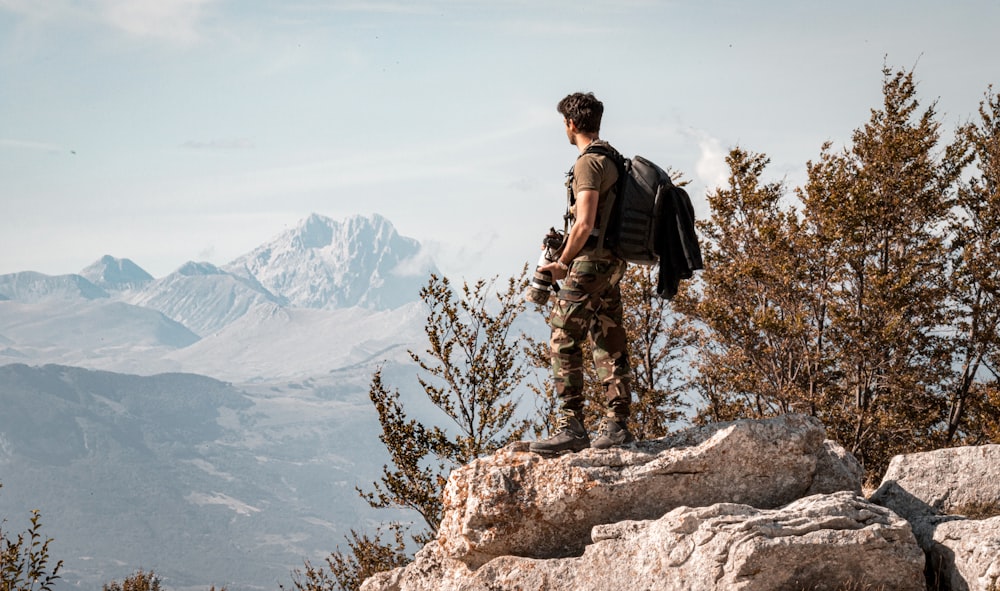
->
[800,67,960,472]
[945,87,1000,444]
[673,147,829,422]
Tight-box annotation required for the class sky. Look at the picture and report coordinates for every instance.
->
[2,0,1000,283]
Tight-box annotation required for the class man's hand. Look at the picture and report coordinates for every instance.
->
[539,259,569,281]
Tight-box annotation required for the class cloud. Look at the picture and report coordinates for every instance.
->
[98,0,215,44]
[0,0,66,19]
[0,138,66,153]
[0,0,215,44]
[389,246,438,278]
[181,138,256,151]
[691,130,729,191]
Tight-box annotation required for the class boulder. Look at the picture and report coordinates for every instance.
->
[871,444,1000,520]
[871,444,1000,591]
[438,414,861,567]
[361,492,925,591]
[923,516,1000,591]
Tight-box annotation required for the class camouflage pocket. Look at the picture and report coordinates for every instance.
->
[557,261,606,303]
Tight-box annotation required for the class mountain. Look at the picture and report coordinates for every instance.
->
[226,213,436,310]
[79,255,154,291]
[0,213,445,589]
[0,271,108,302]
[0,213,434,378]
[0,363,411,591]
[162,302,426,382]
[124,261,285,338]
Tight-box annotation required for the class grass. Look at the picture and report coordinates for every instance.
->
[946,500,1000,520]
[797,581,886,591]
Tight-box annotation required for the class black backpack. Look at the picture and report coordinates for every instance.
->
[576,143,704,298]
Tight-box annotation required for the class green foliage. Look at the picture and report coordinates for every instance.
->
[1,484,63,591]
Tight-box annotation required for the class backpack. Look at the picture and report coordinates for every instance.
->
[573,143,704,298]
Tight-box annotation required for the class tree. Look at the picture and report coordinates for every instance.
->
[102,570,162,591]
[359,272,534,535]
[103,570,225,591]
[673,148,831,423]
[675,67,979,478]
[944,86,1000,444]
[312,271,535,591]
[618,264,692,439]
[800,67,960,472]
[1,484,63,591]
[284,526,407,591]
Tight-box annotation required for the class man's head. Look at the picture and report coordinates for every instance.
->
[557,92,604,134]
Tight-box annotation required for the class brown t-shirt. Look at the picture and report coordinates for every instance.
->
[569,141,619,259]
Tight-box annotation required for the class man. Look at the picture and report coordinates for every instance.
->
[529,92,634,455]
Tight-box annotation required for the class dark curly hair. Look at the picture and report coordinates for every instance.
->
[557,92,604,134]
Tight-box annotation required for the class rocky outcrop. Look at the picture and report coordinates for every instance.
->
[872,445,1000,591]
[923,517,1000,591]
[871,445,1000,519]
[362,415,925,591]
[364,492,924,591]
[438,414,861,567]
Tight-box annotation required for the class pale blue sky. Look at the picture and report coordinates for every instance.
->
[2,0,999,281]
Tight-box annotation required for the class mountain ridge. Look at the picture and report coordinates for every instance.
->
[0,213,436,379]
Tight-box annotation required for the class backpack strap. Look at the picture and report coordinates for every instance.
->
[580,143,627,258]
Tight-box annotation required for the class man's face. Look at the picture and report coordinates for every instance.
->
[564,118,576,145]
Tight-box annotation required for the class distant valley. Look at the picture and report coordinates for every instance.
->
[0,214,457,590]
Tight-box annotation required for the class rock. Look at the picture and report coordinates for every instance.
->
[871,444,1000,591]
[361,492,925,591]
[871,444,1000,519]
[923,516,1000,591]
[438,414,861,567]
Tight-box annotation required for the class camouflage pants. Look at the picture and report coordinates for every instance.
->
[549,256,631,420]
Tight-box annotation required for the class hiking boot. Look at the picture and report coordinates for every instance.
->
[591,417,635,449]
[529,416,590,455]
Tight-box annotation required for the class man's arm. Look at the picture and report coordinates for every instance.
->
[541,188,598,281]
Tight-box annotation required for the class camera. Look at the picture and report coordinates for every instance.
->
[525,228,565,305]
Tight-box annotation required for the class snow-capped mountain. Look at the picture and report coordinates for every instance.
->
[124,261,285,337]
[226,213,436,310]
[0,213,435,379]
[0,213,526,591]
[0,270,108,302]
[79,255,154,291]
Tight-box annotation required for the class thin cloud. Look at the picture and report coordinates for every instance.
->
[0,0,216,44]
[181,138,256,151]
[99,0,215,44]
[691,130,729,191]
[293,0,440,14]
[0,138,66,153]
